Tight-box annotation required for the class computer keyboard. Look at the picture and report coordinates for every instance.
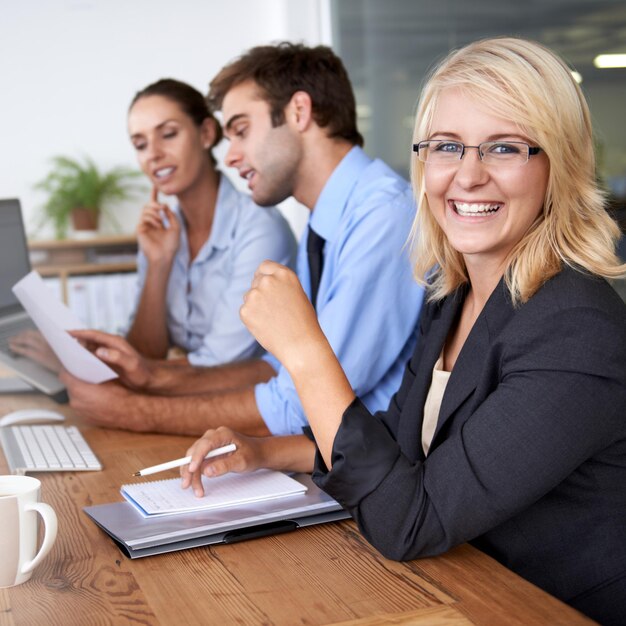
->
[0,425,102,474]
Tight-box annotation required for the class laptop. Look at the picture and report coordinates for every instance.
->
[0,199,66,400]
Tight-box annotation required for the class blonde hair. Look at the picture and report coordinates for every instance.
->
[410,37,626,303]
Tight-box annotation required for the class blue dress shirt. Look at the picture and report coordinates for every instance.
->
[255,147,424,435]
[130,174,297,366]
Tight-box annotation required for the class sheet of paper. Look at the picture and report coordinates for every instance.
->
[121,469,308,517]
[12,271,118,384]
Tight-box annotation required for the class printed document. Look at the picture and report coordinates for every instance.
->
[12,271,117,384]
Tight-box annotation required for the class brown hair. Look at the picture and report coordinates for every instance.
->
[130,78,223,163]
[208,42,363,146]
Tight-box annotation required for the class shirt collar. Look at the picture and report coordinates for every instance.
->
[206,173,237,252]
[309,146,371,242]
[177,173,236,264]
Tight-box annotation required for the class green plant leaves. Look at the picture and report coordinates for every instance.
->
[34,155,145,239]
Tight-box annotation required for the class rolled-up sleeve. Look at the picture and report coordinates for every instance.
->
[313,304,626,562]
[256,188,423,435]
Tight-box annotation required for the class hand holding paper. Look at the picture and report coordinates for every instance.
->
[66,328,152,390]
[12,271,118,384]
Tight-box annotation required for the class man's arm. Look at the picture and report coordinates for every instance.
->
[62,373,273,437]
[69,328,275,395]
[255,188,423,436]
[145,357,275,396]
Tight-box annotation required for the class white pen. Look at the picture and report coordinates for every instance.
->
[131,443,237,477]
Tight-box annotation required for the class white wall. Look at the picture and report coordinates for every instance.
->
[0,0,332,240]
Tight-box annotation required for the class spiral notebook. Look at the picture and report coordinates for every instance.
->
[121,469,307,517]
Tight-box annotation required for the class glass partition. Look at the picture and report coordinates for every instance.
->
[331,0,626,206]
[332,0,626,297]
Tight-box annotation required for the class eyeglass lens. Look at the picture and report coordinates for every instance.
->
[416,140,535,165]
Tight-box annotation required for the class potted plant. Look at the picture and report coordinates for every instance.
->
[35,155,144,239]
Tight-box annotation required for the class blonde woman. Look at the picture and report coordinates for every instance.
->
[183,39,626,624]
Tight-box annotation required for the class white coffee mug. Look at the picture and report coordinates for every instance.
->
[0,475,58,588]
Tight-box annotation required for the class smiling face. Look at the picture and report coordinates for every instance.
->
[222,80,302,206]
[424,87,549,275]
[128,95,213,196]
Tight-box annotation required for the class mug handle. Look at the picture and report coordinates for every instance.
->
[20,502,58,574]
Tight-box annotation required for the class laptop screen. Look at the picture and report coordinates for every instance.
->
[0,199,32,315]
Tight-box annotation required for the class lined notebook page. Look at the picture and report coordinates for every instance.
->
[121,469,307,517]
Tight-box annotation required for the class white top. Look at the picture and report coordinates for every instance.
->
[421,353,451,456]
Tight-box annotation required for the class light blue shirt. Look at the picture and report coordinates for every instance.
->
[131,174,297,366]
[255,147,424,435]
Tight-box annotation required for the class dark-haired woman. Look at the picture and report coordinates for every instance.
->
[125,79,296,364]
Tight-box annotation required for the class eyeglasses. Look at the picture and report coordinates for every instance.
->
[413,140,541,166]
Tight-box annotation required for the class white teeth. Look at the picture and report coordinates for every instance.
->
[155,167,174,178]
[454,202,501,216]
[245,171,254,180]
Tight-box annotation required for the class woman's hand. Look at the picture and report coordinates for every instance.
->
[69,329,153,390]
[137,186,181,265]
[180,427,267,497]
[240,261,326,372]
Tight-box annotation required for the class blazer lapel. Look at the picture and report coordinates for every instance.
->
[396,287,465,460]
[419,291,464,384]
[432,279,515,443]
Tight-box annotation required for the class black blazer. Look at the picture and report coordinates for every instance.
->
[314,266,626,621]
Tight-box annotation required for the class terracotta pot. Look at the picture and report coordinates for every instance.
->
[71,207,99,232]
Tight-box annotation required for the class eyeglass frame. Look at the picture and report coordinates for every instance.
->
[412,140,542,165]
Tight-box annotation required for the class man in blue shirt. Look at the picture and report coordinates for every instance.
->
[62,43,424,437]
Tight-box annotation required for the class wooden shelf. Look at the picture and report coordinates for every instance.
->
[28,234,137,250]
[28,235,138,303]
[28,235,137,268]
[36,262,137,277]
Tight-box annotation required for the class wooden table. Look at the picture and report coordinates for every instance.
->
[0,394,594,625]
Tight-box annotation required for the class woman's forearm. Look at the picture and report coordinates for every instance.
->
[259,434,317,473]
[284,335,355,470]
[127,261,173,358]
[239,261,356,470]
